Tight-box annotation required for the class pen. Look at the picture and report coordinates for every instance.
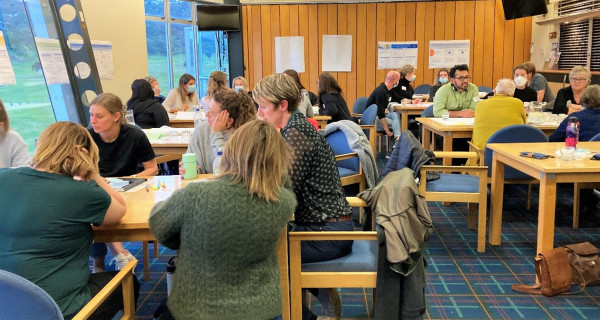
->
[145,183,149,192]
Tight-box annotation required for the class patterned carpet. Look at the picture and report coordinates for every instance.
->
[105,157,600,319]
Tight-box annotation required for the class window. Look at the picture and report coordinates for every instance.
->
[558,20,589,70]
[144,0,229,97]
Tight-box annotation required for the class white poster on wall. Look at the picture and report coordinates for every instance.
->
[275,36,305,73]
[429,40,470,69]
[377,41,418,69]
[0,31,16,85]
[69,40,114,79]
[322,35,352,72]
[35,37,69,85]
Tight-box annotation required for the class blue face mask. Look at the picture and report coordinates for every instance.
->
[234,86,244,92]
[439,77,448,84]
[409,75,416,82]
[187,86,195,94]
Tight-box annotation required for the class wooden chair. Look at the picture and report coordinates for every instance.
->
[419,151,488,252]
[73,260,138,320]
[324,128,367,192]
[289,197,377,320]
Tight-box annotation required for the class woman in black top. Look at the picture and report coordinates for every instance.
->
[428,68,450,102]
[126,79,170,129]
[553,66,592,115]
[317,73,352,123]
[391,64,417,102]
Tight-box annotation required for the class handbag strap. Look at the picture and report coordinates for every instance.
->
[511,283,542,295]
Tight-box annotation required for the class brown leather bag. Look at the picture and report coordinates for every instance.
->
[511,247,572,297]
[565,242,600,287]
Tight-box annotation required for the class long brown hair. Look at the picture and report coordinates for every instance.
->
[177,73,197,102]
[31,122,99,180]
[0,98,9,137]
[206,71,229,99]
[218,120,290,202]
[318,73,342,108]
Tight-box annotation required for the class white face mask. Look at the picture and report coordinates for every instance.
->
[409,75,416,82]
[234,86,244,92]
[514,76,527,87]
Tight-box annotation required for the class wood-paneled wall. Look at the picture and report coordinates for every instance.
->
[241,0,532,106]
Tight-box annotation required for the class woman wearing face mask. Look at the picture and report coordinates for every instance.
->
[200,71,230,113]
[391,64,418,103]
[186,90,256,174]
[553,66,592,115]
[231,76,250,94]
[512,65,538,103]
[428,68,449,102]
[163,73,200,113]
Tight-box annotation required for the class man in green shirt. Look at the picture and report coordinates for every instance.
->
[433,64,480,117]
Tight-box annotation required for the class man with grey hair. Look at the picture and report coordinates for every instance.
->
[471,78,527,150]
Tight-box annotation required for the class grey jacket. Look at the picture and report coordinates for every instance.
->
[358,168,432,275]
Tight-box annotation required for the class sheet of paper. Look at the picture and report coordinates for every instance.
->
[322,35,352,72]
[35,37,69,85]
[175,111,195,120]
[275,36,305,73]
[377,41,418,69]
[69,39,114,79]
[0,32,16,85]
[430,117,475,125]
[429,40,470,69]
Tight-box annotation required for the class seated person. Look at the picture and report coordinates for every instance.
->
[433,64,480,118]
[283,69,314,118]
[126,79,169,129]
[200,71,230,113]
[366,71,402,140]
[88,93,158,272]
[550,85,600,142]
[0,121,139,319]
[553,66,591,115]
[512,64,538,103]
[253,73,353,320]
[391,64,417,103]
[0,98,29,168]
[149,120,296,320]
[145,76,166,103]
[186,90,256,173]
[524,61,555,103]
[317,73,352,123]
[472,78,527,150]
[163,73,200,113]
[428,68,449,102]
[231,76,250,94]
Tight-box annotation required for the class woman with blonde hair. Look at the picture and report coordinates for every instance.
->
[200,70,230,112]
[163,73,200,113]
[391,64,417,103]
[550,84,600,142]
[0,121,139,319]
[150,120,296,320]
[88,92,157,272]
[0,98,29,167]
[231,76,250,93]
[186,90,256,173]
[553,66,592,115]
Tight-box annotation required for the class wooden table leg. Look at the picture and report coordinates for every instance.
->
[442,133,453,166]
[489,152,505,246]
[401,112,408,132]
[422,127,432,150]
[537,173,557,255]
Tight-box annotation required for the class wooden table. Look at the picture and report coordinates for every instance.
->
[417,117,559,165]
[313,115,332,130]
[392,102,430,132]
[151,142,188,156]
[93,175,292,320]
[168,119,194,128]
[488,142,600,255]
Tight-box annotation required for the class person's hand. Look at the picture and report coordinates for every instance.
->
[181,104,190,111]
[385,130,394,138]
[569,103,583,112]
[211,110,230,133]
[178,161,185,175]
[461,109,475,118]
[412,98,422,104]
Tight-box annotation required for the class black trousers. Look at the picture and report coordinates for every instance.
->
[87,271,140,320]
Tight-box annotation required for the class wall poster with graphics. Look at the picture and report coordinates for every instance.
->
[377,41,418,69]
[429,40,470,69]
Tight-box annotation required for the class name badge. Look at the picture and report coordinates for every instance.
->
[402,86,407,91]
[473,97,481,102]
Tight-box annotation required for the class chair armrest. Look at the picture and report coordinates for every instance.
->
[420,165,488,174]
[335,152,359,161]
[73,260,137,320]
[432,151,479,165]
[467,141,484,164]
[346,196,367,208]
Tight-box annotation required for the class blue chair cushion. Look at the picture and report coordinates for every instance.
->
[301,240,377,272]
[427,173,480,193]
[338,167,359,178]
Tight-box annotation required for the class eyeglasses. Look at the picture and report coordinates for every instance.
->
[454,76,470,81]
[570,78,587,83]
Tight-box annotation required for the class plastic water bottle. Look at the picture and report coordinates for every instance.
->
[182,153,197,180]
[193,107,205,128]
[565,116,579,148]
[166,257,176,296]
[213,147,223,176]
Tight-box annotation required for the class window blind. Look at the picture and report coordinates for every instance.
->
[591,18,600,71]
[558,20,589,70]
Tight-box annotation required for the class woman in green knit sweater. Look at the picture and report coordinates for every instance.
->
[149,120,297,320]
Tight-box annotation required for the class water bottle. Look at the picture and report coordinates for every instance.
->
[193,107,205,128]
[182,153,197,179]
[213,147,223,176]
[166,257,177,296]
[565,116,579,148]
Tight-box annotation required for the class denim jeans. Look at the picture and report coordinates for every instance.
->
[290,220,354,263]
[91,242,108,259]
